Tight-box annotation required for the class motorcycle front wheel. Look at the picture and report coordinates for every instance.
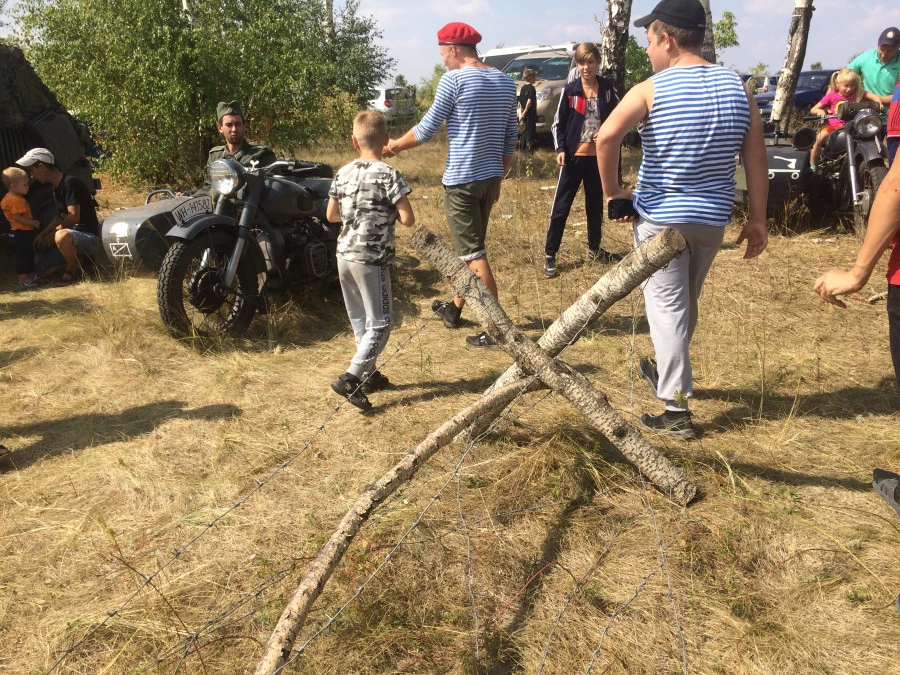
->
[852,160,888,238]
[157,231,258,338]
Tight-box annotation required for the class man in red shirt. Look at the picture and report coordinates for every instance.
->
[815,159,900,388]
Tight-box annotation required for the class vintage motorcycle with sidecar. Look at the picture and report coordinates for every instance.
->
[735,100,887,235]
[101,158,337,337]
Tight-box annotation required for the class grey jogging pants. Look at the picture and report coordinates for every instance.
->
[337,258,393,380]
[634,218,725,409]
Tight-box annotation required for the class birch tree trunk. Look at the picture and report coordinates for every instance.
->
[255,381,531,675]
[599,0,632,97]
[770,0,815,134]
[699,0,716,64]
[411,227,696,506]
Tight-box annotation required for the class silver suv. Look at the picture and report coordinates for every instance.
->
[366,86,415,125]
[502,45,577,142]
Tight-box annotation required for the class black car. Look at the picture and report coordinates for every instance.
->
[755,69,837,115]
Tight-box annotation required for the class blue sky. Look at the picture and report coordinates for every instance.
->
[353,0,900,85]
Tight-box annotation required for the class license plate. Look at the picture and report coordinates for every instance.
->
[172,196,212,225]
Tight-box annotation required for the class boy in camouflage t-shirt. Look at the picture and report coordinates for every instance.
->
[326,110,416,411]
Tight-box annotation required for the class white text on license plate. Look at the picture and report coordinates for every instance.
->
[172,196,212,225]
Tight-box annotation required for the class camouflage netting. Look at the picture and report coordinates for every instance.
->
[0,43,62,130]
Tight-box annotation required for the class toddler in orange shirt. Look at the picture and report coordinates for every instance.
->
[1,167,40,286]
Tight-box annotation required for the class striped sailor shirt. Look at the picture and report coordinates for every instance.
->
[413,66,518,186]
[634,65,750,226]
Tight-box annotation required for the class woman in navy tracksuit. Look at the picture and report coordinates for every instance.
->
[544,42,620,278]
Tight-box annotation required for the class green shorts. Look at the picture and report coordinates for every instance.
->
[443,176,502,261]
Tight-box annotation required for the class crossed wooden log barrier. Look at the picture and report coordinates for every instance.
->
[255,225,692,673]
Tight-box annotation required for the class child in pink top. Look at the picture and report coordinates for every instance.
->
[810,69,881,170]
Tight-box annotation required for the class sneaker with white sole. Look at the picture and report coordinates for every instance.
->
[465,330,498,348]
[544,255,558,278]
[639,409,696,439]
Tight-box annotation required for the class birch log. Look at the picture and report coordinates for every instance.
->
[599,0,632,98]
[770,0,815,134]
[411,227,696,506]
[488,227,685,393]
[255,381,531,675]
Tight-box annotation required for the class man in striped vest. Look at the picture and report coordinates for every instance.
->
[384,22,518,348]
[596,0,768,439]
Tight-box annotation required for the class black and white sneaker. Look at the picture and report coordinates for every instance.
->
[638,357,659,396]
[544,255,558,278]
[465,330,499,349]
[330,373,372,411]
[431,298,461,329]
[360,370,392,395]
[640,409,696,440]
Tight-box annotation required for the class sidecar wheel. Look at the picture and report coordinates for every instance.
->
[157,231,258,338]
[852,161,887,239]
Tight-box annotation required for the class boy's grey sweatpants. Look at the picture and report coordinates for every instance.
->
[634,218,725,410]
[337,258,393,380]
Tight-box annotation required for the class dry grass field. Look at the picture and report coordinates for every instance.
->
[1,141,899,674]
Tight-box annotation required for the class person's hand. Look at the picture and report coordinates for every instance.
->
[604,191,637,223]
[813,269,866,308]
[735,219,768,259]
[556,152,566,166]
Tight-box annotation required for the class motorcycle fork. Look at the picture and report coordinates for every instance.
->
[223,211,255,288]
[845,134,861,205]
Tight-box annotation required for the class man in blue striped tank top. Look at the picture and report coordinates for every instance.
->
[595,0,768,439]
[385,22,519,348]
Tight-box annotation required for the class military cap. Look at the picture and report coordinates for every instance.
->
[437,22,482,47]
[216,100,244,121]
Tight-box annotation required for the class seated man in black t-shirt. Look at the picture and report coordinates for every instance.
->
[16,148,100,283]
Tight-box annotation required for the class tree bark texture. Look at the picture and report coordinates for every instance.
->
[771,0,815,133]
[488,228,686,393]
[411,227,696,506]
[699,0,717,64]
[599,0,632,97]
[254,381,531,675]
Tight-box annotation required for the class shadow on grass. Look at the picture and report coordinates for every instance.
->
[0,347,39,367]
[0,297,94,320]
[0,400,241,472]
[699,385,900,430]
[367,371,507,413]
[717,461,872,492]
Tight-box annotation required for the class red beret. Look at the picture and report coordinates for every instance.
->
[437,22,482,47]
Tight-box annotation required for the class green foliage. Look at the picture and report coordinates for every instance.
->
[810,61,822,70]
[749,62,769,79]
[13,0,393,184]
[393,74,408,88]
[415,64,447,115]
[714,11,739,52]
[624,35,652,90]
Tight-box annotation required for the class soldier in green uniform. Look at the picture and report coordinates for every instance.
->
[189,100,276,196]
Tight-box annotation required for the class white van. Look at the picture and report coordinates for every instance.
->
[481,46,540,71]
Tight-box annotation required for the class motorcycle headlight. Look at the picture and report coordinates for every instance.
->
[209,159,244,195]
[536,88,554,102]
[852,111,881,139]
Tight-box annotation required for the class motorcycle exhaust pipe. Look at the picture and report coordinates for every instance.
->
[846,133,861,205]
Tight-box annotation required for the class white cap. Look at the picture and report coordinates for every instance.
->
[16,147,55,167]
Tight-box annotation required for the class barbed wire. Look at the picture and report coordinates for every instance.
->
[44,307,446,674]
[582,519,691,674]
[272,261,662,671]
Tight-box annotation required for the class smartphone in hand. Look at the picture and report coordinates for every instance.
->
[608,198,639,220]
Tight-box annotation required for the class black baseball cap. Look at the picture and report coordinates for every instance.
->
[634,0,706,30]
[879,27,900,47]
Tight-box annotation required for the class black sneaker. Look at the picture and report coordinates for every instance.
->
[465,330,499,349]
[431,299,461,329]
[639,409,696,440]
[330,373,372,411]
[638,357,659,396]
[587,248,624,264]
[360,370,392,395]
[544,255,558,278]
